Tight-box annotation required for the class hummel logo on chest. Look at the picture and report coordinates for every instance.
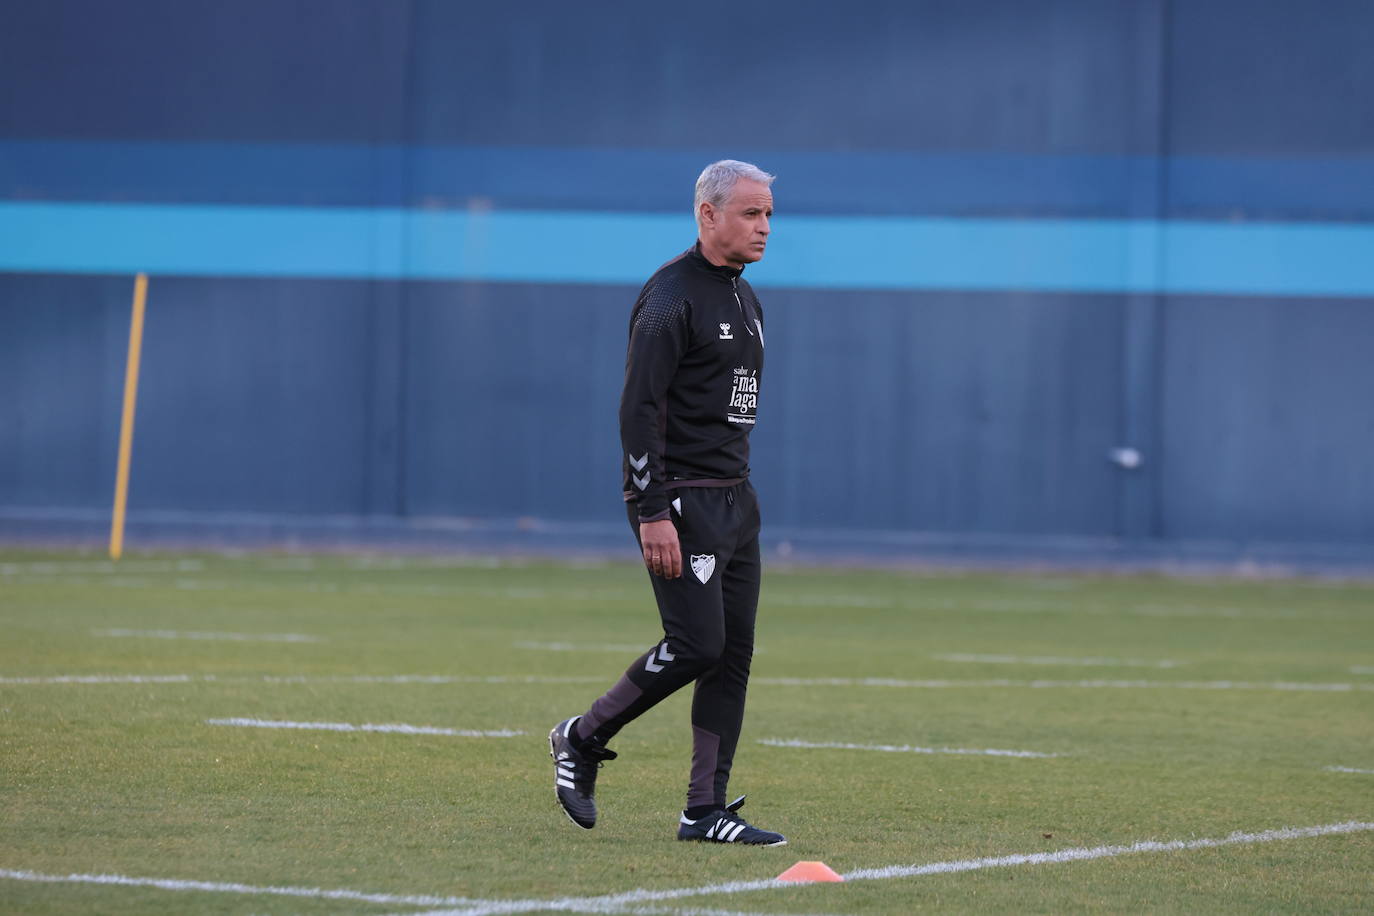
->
[718,323,733,340]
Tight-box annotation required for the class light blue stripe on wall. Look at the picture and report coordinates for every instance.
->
[2,202,1372,297]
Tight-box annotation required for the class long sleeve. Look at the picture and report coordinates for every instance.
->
[620,282,691,519]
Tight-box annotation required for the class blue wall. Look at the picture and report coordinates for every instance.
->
[3,0,1372,559]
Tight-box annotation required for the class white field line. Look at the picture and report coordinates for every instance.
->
[934,653,1180,668]
[257,557,502,572]
[4,673,1372,693]
[513,642,767,657]
[93,628,322,643]
[5,821,1370,915]
[1352,666,1374,675]
[579,907,849,916]
[767,593,893,608]
[839,821,1374,882]
[252,674,606,686]
[759,738,1058,759]
[392,906,851,916]
[0,674,605,686]
[0,556,505,575]
[8,572,1366,621]
[755,676,1374,692]
[766,595,1361,621]
[206,718,523,738]
[0,867,489,909]
[0,559,206,575]
[0,574,642,603]
[461,908,853,916]
[0,674,195,685]
[1124,603,1370,621]
[260,556,603,572]
[1325,766,1374,775]
[401,820,1374,916]
[1020,579,1083,591]
[514,641,650,653]
[0,868,833,916]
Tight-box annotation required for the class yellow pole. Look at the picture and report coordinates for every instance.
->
[110,273,148,560]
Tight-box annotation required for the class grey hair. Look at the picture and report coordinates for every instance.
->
[694,160,775,226]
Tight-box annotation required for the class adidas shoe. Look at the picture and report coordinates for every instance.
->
[677,795,787,846]
[548,716,616,829]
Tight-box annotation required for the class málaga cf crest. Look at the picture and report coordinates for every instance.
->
[690,554,716,584]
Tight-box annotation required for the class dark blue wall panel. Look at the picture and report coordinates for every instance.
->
[756,289,1123,535]
[3,0,1156,152]
[1159,296,1374,543]
[3,0,1373,556]
[0,276,399,516]
[0,1,410,142]
[129,278,384,514]
[403,281,627,522]
[0,275,128,508]
[2,276,1133,539]
[1166,0,1374,156]
[405,0,1158,154]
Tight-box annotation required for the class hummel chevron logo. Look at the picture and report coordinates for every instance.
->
[629,453,650,490]
[643,640,676,673]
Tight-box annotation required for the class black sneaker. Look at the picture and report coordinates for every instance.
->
[549,716,616,829]
[677,795,787,846]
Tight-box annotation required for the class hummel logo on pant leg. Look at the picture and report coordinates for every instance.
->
[643,640,675,673]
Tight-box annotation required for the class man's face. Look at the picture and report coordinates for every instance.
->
[702,179,773,267]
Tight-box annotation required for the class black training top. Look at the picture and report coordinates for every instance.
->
[620,242,766,521]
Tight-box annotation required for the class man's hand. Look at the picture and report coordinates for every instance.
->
[639,518,681,579]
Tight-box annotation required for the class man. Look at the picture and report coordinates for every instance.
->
[549,160,784,846]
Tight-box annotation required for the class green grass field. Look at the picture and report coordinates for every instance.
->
[2,548,1372,914]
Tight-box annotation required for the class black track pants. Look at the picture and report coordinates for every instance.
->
[578,481,761,810]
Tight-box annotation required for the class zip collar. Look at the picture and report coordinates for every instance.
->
[689,241,745,282]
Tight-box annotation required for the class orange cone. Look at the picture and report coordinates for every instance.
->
[776,861,845,883]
